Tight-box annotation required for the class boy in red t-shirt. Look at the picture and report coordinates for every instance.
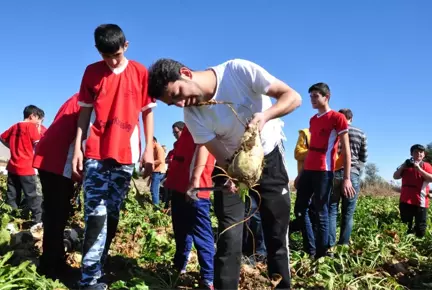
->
[295,83,355,259]
[0,105,44,224]
[33,93,81,279]
[164,123,215,290]
[71,24,156,289]
[393,144,432,237]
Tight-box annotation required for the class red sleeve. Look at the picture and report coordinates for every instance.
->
[424,162,432,174]
[78,66,95,107]
[335,112,349,135]
[28,123,41,144]
[0,126,12,142]
[141,68,156,112]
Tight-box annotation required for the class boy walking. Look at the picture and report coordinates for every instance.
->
[148,58,301,289]
[71,24,156,290]
[33,93,81,279]
[295,83,355,259]
[0,105,44,225]
[164,123,215,290]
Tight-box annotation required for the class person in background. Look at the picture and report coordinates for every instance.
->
[393,144,432,237]
[0,105,44,226]
[161,122,185,208]
[290,128,313,234]
[71,24,156,290]
[295,83,355,259]
[33,93,81,280]
[148,58,301,289]
[150,137,166,205]
[164,124,216,290]
[329,109,367,247]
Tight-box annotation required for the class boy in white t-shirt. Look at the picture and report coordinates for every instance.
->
[148,58,302,290]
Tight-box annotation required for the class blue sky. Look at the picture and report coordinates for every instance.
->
[0,1,430,181]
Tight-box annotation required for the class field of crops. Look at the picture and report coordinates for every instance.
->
[1,174,432,290]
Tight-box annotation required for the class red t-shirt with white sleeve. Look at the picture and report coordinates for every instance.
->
[164,126,216,199]
[304,110,348,172]
[1,122,40,175]
[400,162,432,208]
[78,59,156,165]
[33,94,80,180]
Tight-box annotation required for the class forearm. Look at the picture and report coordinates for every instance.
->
[74,108,92,151]
[263,86,302,121]
[142,109,154,150]
[393,166,404,180]
[341,135,351,179]
[191,145,209,181]
[417,167,432,182]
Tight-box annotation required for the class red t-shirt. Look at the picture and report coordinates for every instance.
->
[304,110,348,171]
[33,94,80,180]
[78,60,156,164]
[400,162,432,208]
[39,125,48,137]
[165,127,215,199]
[1,122,40,175]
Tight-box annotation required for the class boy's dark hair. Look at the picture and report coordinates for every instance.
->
[94,24,126,54]
[23,105,41,119]
[148,59,190,99]
[172,121,185,130]
[36,107,45,119]
[153,136,158,143]
[308,82,331,97]
[411,144,425,154]
[338,108,353,121]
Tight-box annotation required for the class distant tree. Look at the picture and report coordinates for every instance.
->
[364,163,381,185]
[425,142,432,164]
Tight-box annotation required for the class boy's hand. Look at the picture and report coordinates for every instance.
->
[72,149,84,181]
[343,178,356,199]
[140,147,154,179]
[248,112,268,132]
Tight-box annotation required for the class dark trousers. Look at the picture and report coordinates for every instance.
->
[6,173,42,223]
[38,170,75,273]
[399,202,427,237]
[242,193,267,258]
[213,144,291,289]
[295,170,333,257]
[171,191,214,283]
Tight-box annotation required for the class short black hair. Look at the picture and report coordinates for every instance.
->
[411,144,425,154]
[153,136,157,143]
[94,24,126,54]
[308,82,331,97]
[148,58,189,100]
[172,121,185,130]
[338,108,353,120]
[23,105,42,119]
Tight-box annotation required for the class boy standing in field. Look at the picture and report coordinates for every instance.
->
[0,105,44,225]
[33,93,81,280]
[393,144,432,237]
[295,83,355,259]
[150,136,166,205]
[71,24,156,290]
[164,123,215,290]
[148,58,301,289]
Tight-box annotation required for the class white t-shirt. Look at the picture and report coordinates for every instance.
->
[184,59,285,157]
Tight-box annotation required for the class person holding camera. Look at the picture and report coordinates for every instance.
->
[393,144,432,237]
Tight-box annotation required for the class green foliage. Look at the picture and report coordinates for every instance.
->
[424,142,432,164]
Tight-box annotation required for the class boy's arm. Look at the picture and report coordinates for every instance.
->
[414,163,432,182]
[141,108,154,177]
[393,163,406,180]
[359,134,368,164]
[188,145,210,190]
[1,128,11,149]
[72,107,92,178]
[340,132,352,180]
[154,143,164,167]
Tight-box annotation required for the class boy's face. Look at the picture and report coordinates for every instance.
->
[412,149,425,162]
[99,42,128,69]
[309,90,329,109]
[173,126,182,140]
[161,68,206,107]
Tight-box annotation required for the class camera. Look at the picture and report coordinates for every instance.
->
[404,158,415,168]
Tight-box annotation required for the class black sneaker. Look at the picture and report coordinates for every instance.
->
[80,283,108,290]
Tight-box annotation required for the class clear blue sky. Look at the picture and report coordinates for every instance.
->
[0,1,430,181]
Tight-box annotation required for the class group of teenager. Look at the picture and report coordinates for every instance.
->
[1,23,431,290]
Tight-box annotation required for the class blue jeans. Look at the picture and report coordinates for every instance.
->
[243,194,267,258]
[80,159,134,287]
[295,170,334,257]
[150,172,165,205]
[329,170,360,246]
[171,191,214,284]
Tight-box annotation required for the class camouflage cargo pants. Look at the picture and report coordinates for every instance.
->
[79,159,134,287]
